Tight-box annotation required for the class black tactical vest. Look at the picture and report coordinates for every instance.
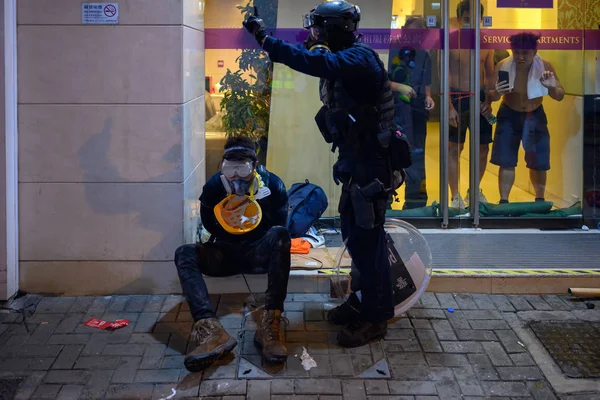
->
[317,43,396,151]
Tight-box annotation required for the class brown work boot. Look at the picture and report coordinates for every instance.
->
[184,318,237,372]
[254,310,288,363]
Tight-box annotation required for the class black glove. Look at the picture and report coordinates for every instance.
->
[243,15,268,45]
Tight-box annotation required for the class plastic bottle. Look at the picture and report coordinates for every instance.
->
[481,102,497,125]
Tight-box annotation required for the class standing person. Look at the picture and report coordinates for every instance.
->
[243,0,411,347]
[389,17,435,209]
[488,32,564,203]
[447,1,496,209]
[174,137,291,371]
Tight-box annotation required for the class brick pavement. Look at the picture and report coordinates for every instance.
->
[0,293,599,399]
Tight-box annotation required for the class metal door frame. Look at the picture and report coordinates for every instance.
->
[440,0,481,229]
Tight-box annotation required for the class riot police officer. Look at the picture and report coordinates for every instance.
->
[243,1,411,347]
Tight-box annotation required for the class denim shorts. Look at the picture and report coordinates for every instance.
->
[490,103,550,171]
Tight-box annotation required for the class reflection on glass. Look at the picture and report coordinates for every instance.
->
[447,1,496,213]
[388,17,435,211]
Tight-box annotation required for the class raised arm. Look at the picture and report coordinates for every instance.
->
[261,36,372,80]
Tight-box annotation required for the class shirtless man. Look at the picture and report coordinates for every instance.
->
[446,1,496,209]
[487,32,564,203]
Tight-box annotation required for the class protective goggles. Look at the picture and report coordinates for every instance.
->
[221,160,254,179]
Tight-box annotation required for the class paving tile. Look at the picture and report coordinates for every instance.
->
[342,380,367,400]
[139,343,167,369]
[469,320,511,330]
[102,344,146,356]
[455,329,497,341]
[472,294,497,310]
[506,295,534,311]
[489,295,517,312]
[425,353,470,367]
[435,379,462,398]
[496,366,544,381]
[43,370,91,384]
[456,379,485,396]
[415,330,442,353]
[408,309,447,319]
[454,294,478,310]
[435,294,460,310]
[271,379,294,394]
[56,385,84,400]
[482,342,513,366]
[431,320,457,341]
[54,314,85,334]
[482,381,530,397]
[522,296,553,311]
[112,357,143,384]
[79,370,113,399]
[32,384,62,399]
[105,384,155,399]
[199,379,248,396]
[510,353,535,366]
[440,341,483,353]
[47,334,90,345]
[365,380,389,395]
[419,293,441,309]
[107,296,130,312]
[526,381,557,400]
[51,345,83,370]
[68,297,95,314]
[494,330,527,353]
[388,381,437,396]
[540,295,571,312]
[28,357,56,370]
[17,345,63,358]
[293,379,342,395]
[134,369,180,383]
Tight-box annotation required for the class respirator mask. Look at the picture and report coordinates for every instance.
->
[220,160,255,196]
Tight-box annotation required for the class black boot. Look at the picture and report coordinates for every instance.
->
[327,292,361,325]
[337,320,388,348]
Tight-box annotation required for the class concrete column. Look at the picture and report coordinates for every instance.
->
[17,0,205,295]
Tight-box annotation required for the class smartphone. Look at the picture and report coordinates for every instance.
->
[498,70,509,84]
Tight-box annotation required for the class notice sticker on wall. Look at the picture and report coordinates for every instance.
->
[426,16,437,27]
[82,3,119,24]
[483,16,492,27]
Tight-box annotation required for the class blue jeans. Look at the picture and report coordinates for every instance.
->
[174,226,291,321]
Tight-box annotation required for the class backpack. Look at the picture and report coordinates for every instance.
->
[286,180,329,238]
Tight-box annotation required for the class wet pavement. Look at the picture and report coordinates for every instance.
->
[0,292,599,399]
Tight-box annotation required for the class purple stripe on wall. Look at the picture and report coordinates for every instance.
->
[205,28,596,51]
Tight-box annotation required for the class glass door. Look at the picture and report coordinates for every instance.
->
[463,0,588,228]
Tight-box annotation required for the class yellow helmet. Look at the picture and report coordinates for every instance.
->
[213,175,263,235]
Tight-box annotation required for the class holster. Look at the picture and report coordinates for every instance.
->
[349,180,387,230]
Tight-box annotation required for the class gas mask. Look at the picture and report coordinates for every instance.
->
[220,160,256,196]
[304,25,331,52]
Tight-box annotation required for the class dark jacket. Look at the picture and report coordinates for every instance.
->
[199,165,288,244]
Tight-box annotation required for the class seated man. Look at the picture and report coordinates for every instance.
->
[488,32,564,203]
[174,136,291,372]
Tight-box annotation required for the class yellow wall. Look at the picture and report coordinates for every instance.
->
[266,0,394,217]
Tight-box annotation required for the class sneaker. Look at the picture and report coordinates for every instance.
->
[184,318,238,372]
[337,320,388,348]
[465,189,488,205]
[327,292,361,325]
[451,194,466,209]
[254,310,288,363]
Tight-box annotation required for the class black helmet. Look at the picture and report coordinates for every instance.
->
[303,1,361,33]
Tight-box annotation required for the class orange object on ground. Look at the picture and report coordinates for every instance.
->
[291,238,311,254]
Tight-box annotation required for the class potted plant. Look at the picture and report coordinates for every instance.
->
[218,1,276,166]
